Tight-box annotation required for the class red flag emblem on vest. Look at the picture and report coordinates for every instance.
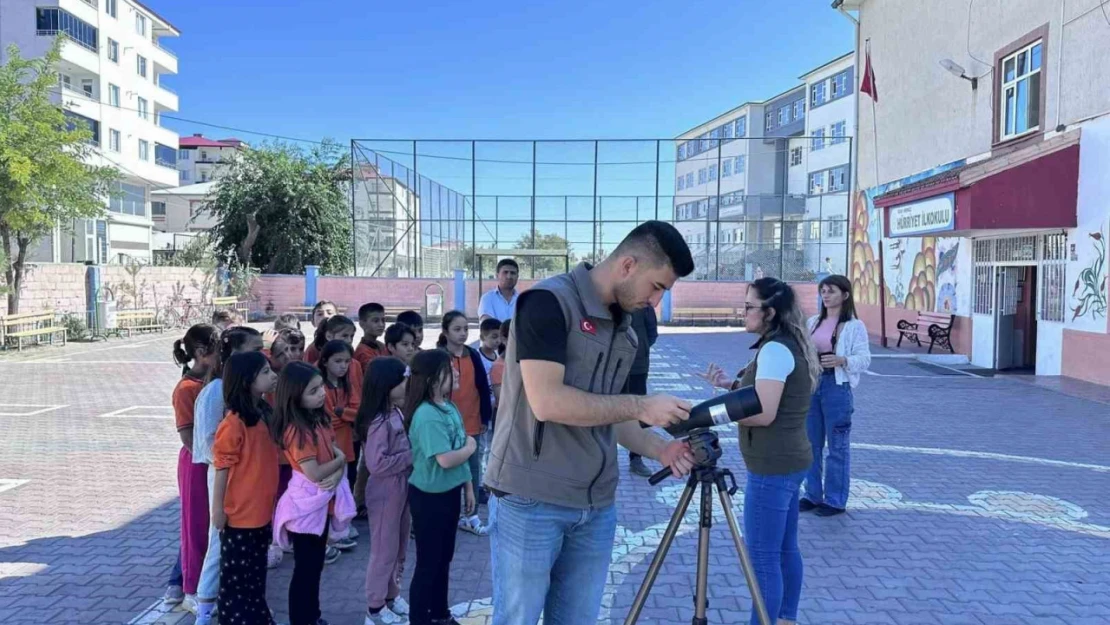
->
[580,319,597,335]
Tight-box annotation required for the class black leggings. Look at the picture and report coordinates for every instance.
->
[408,484,462,625]
[219,525,274,625]
[288,519,329,625]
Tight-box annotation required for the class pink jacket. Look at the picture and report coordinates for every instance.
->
[272,470,356,549]
[364,408,413,479]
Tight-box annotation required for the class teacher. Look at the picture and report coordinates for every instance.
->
[484,221,697,625]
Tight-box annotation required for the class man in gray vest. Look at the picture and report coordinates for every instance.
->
[484,221,697,625]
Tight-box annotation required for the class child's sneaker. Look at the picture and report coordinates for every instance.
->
[162,584,184,605]
[347,525,359,539]
[387,597,409,616]
[267,544,284,568]
[330,535,357,551]
[324,545,341,564]
[364,606,405,625]
[182,594,198,615]
[458,515,488,536]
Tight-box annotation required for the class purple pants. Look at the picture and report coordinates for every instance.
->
[365,473,410,610]
[176,446,209,595]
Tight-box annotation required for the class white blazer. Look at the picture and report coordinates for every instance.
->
[806,316,871,389]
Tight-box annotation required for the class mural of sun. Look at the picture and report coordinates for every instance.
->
[850,191,881,305]
[850,190,940,312]
[905,237,938,312]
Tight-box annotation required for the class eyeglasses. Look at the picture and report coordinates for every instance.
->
[741,303,763,312]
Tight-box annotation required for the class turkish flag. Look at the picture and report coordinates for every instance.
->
[860,48,877,103]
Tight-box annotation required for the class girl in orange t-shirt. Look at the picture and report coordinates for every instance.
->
[169,323,219,608]
[304,303,341,364]
[436,310,493,536]
[211,351,279,625]
[318,339,362,548]
[272,362,348,625]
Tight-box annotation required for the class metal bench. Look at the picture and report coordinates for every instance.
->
[671,307,742,326]
[116,309,163,337]
[896,311,955,353]
[212,296,249,320]
[287,306,348,321]
[1,310,67,351]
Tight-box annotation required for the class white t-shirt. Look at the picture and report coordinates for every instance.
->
[754,342,795,382]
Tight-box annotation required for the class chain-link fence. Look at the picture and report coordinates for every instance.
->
[351,139,851,281]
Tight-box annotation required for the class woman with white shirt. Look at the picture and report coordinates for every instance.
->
[801,274,871,517]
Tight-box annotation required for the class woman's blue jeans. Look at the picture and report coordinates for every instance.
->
[804,372,854,509]
[744,470,806,625]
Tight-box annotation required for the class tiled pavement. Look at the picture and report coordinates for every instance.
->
[1,328,1108,625]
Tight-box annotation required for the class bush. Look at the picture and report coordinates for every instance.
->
[62,313,88,341]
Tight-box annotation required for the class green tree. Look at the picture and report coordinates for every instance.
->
[0,41,118,313]
[204,141,351,275]
[514,232,575,278]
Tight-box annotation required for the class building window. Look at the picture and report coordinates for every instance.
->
[810,221,821,240]
[676,175,685,191]
[109,129,120,152]
[735,116,747,138]
[722,122,734,140]
[830,121,847,145]
[107,38,119,63]
[152,201,166,217]
[179,149,190,160]
[777,107,788,125]
[685,172,694,188]
[200,150,209,161]
[138,139,150,161]
[109,84,120,107]
[180,170,191,183]
[765,110,775,131]
[136,55,147,78]
[827,220,845,238]
[109,182,147,216]
[105,0,117,18]
[733,155,745,175]
[790,146,803,167]
[677,143,686,161]
[831,71,849,98]
[793,100,804,120]
[811,128,826,151]
[35,8,98,52]
[698,133,710,153]
[1000,40,1043,141]
[828,166,848,192]
[722,160,732,177]
[697,168,707,185]
[808,171,826,195]
[708,164,718,182]
[155,143,177,168]
[135,12,147,36]
[812,81,828,107]
[137,97,148,120]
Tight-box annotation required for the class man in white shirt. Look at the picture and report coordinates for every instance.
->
[478,258,520,322]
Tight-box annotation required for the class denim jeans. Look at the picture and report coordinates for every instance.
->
[804,372,854,509]
[167,555,182,587]
[466,432,489,503]
[489,495,616,625]
[197,465,221,601]
[744,470,806,625]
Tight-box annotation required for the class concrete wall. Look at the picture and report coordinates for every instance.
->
[0,264,88,316]
[2,264,214,317]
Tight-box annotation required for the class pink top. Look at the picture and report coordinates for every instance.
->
[272,470,356,549]
[811,317,837,353]
[364,408,413,479]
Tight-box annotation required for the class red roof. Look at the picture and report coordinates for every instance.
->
[179,135,239,149]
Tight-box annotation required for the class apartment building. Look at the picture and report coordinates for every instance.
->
[177,134,246,185]
[835,0,1110,384]
[673,54,855,281]
[0,0,180,264]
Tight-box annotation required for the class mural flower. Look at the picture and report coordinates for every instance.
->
[1070,225,1107,321]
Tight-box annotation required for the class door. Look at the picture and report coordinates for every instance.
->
[993,266,1023,370]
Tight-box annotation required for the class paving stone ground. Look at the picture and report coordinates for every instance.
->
[1,327,1108,625]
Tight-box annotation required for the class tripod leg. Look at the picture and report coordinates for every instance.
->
[623,475,698,625]
[692,480,712,624]
[716,486,773,625]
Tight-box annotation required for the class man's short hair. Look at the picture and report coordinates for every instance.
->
[395,310,423,329]
[274,313,300,331]
[358,302,385,321]
[496,258,519,273]
[479,318,502,334]
[613,221,695,278]
[384,322,415,346]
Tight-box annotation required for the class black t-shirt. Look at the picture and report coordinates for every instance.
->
[515,290,624,365]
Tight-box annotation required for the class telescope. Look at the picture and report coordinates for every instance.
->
[663,386,762,438]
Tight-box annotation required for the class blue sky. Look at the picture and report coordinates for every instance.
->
[161,0,854,144]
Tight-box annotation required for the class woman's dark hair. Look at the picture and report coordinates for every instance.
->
[314,314,356,349]
[436,310,467,349]
[220,326,264,368]
[172,323,219,375]
[271,361,328,450]
[356,356,408,440]
[274,313,301,332]
[816,274,857,325]
[498,319,511,356]
[317,339,354,389]
[748,278,821,391]
[222,351,271,427]
[402,349,452,432]
[384,322,414,348]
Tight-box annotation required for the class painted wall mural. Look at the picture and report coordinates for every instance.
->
[1069,221,1107,322]
[849,160,967,315]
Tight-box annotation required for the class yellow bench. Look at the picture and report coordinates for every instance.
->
[116,309,163,337]
[671,307,743,325]
[287,305,348,321]
[1,310,67,351]
[212,296,249,320]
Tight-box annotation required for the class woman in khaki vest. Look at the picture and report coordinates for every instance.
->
[702,278,821,625]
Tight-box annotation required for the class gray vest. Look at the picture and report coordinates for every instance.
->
[484,263,637,509]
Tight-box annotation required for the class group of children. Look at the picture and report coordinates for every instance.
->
[165,300,512,625]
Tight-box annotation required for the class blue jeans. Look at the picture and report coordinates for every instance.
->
[489,495,616,625]
[167,555,182,587]
[804,372,854,509]
[744,470,806,625]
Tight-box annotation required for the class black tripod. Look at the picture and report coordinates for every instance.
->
[623,430,771,625]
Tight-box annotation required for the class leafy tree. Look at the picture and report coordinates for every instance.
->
[0,41,118,313]
[204,141,351,275]
[514,232,575,278]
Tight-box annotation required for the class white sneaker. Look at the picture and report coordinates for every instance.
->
[182,594,198,615]
[162,584,184,605]
[458,515,489,536]
[347,525,359,539]
[387,596,410,616]
[364,606,405,624]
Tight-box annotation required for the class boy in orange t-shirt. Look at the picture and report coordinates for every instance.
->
[354,302,387,367]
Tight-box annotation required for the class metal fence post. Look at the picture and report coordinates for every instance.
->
[471,140,476,277]
[350,140,357,276]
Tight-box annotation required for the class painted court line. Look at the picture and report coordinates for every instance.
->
[99,405,174,419]
[0,404,68,417]
[1,360,178,366]
[851,442,1110,473]
[0,479,30,494]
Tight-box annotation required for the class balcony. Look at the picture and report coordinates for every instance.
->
[153,81,179,111]
[150,38,178,75]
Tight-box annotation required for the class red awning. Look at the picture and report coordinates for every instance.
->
[880,131,1081,237]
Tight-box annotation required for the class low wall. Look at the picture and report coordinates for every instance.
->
[1062,329,1110,386]
[1,263,87,316]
